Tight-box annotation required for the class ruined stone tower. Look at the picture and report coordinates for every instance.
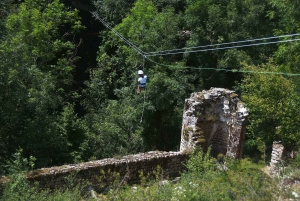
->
[180,88,248,158]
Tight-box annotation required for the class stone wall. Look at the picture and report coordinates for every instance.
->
[180,88,248,158]
[1,151,188,191]
[0,88,248,191]
[269,142,298,176]
[270,142,285,176]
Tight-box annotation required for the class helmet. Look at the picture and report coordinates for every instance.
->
[138,70,144,74]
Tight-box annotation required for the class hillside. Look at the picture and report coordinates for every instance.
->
[0,2,300,198]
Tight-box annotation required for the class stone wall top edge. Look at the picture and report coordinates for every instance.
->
[189,88,239,99]
[25,151,188,178]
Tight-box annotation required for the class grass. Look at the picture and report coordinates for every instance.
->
[1,149,300,201]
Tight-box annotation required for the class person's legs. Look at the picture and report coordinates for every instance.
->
[137,86,146,94]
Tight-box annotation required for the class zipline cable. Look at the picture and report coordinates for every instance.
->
[91,11,146,56]
[92,12,300,76]
[145,33,300,55]
[145,38,300,57]
[145,56,300,76]
[91,11,300,60]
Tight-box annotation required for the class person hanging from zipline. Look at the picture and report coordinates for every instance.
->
[137,70,147,94]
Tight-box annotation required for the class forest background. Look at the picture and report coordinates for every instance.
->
[0,0,300,175]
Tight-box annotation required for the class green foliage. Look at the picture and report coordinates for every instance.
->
[101,165,174,201]
[93,0,135,26]
[84,0,300,157]
[289,153,300,169]
[83,0,194,154]
[141,70,194,150]
[1,1,300,193]
[0,149,86,200]
[81,68,147,160]
[1,176,84,201]
[5,149,36,174]
[0,0,14,40]
[0,150,37,200]
[0,0,85,172]
[0,155,293,201]
[184,0,277,88]
[115,0,182,54]
[80,95,145,160]
[240,61,300,150]
[52,104,88,164]
[270,0,300,92]
[91,157,283,201]
[184,147,216,177]
[180,158,280,201]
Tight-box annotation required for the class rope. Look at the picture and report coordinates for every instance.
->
[140,55,147,123]
[140,87,146,123]
[142,55,145,71]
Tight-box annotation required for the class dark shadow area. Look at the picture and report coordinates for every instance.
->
[72,9,103,116]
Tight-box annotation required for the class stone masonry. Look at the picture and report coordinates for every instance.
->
[270,142,285,176]
[269,141,299,176]
[0,151,188,191]
[0,88,248,191]
[180,88,248,158]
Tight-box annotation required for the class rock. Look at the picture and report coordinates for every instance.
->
[292,191,299,198]
[88,186,98,200]
[180,88,248,159]
[132,186,138,192]
[172,177,181,184]
[159,180,169,186]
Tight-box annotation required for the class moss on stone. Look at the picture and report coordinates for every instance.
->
[206,114,217,121]
[194,126,206,145]
[197,138,206,144]
[183,127,189,141]
[230,93,238,98]
[196,92,205,101]
[27,169,50,178]
[185,100,190,109]
[237,100,244,104]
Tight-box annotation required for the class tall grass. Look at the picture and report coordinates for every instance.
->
[1,149,298,200]
[100,149,288,200]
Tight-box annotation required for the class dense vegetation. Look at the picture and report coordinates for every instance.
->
[2,149,300,200]
[1,0,300,198]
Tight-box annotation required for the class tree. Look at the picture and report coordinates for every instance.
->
[0,0,84,172]
[184,0,278,88]
[93,0,135,26]
[0,0,14,40]
[82,0,195,155]
[269,0,300,93]
[240,60,300,153]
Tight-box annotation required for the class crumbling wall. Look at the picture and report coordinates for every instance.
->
[270,142,285,176]
[270,142,298,176]
[180,88,248,158]
[0,88,249,192]
[1,151,188,191]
